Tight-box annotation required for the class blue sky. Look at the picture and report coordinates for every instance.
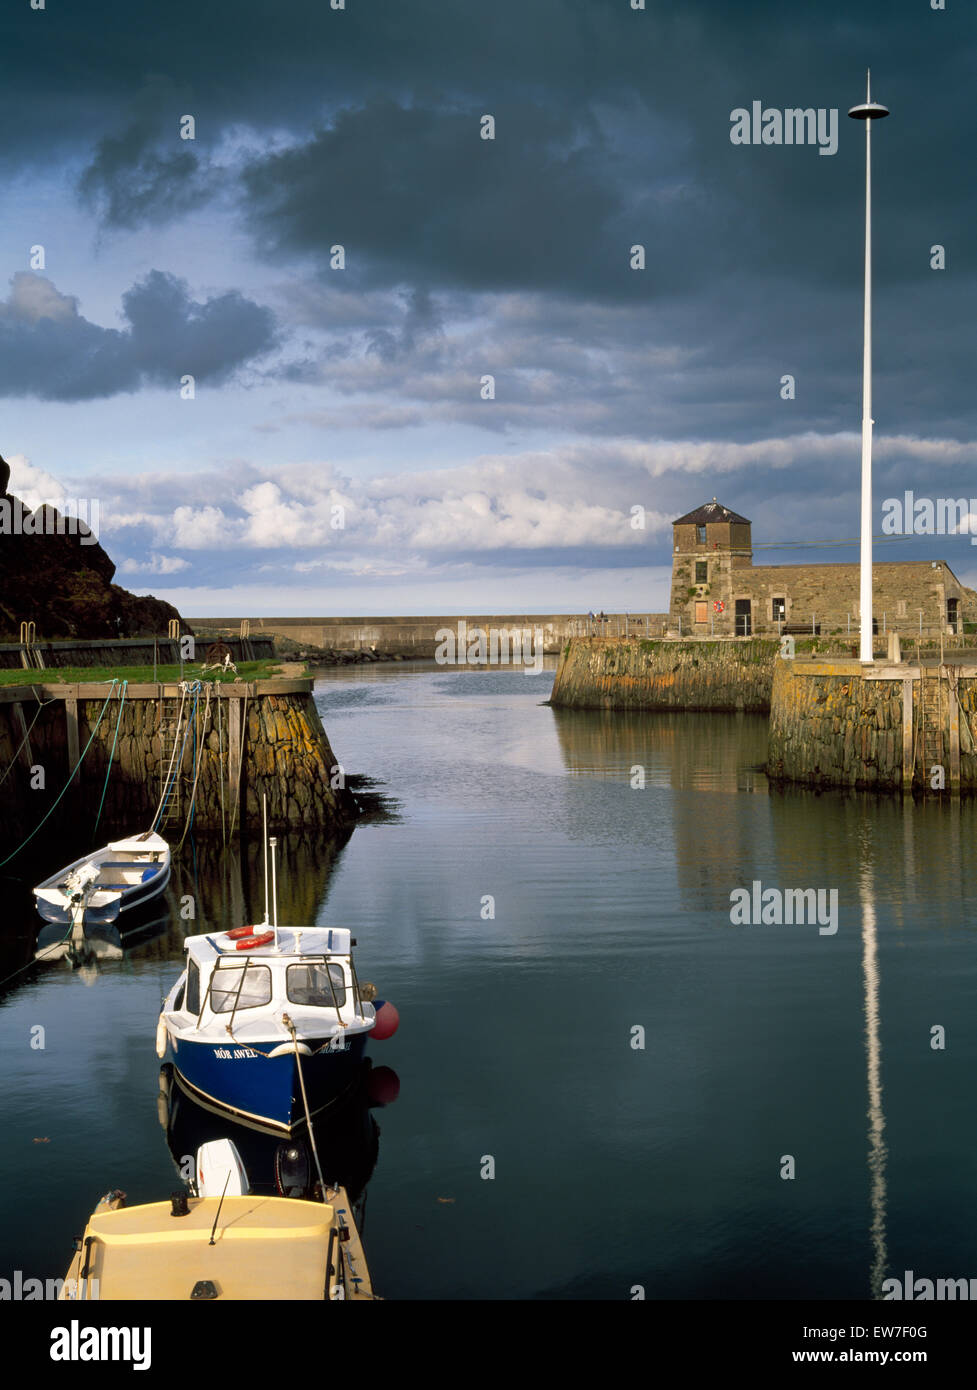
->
[3,1,977,616]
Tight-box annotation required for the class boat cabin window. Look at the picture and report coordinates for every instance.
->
[286,962,347,1009]
[186,959,200,1014]
[210,960,273,1013]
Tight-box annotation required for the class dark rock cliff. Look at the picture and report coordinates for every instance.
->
[0,451,185,640]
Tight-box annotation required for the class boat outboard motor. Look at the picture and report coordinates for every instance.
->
[195,1139,250,1198]
[274,1141,312,1199]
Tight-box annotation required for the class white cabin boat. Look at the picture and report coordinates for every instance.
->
[158,926,387,1131]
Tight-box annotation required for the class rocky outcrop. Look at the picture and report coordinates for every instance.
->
[0,451,184,640]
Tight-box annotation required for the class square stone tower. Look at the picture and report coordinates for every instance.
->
[669,499,753,634]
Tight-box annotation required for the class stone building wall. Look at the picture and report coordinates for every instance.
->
[669,500,977,638]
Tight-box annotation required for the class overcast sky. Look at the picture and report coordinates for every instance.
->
[3,0,976,616]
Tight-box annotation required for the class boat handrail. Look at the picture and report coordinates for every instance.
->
[226,953,259,1032]
[189,949,365,1032]
[347,955,368,1024]
[320,956,348,1033]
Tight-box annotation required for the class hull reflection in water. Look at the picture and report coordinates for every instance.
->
[159,1057,399,1207]
[33,907,171,978]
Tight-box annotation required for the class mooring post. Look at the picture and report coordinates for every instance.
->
[13,701,34,770]
[229,695,241,795]
[902,678,914,795]
[65,693,80,785]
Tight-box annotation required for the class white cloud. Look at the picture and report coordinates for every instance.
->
[2,273,79,325]
[169,505,231,548]
[4,451,69,508]
[117,553,190,574]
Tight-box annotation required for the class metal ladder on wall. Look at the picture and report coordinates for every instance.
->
[19,621,45,670]
[240,618,255,662]
[918,664,945,791]
[156,695,185,827]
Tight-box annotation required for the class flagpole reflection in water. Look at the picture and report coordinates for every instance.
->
[860,861,888,1298]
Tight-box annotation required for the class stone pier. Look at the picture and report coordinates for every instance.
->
[0,678,358,838]
[767,657,977,793]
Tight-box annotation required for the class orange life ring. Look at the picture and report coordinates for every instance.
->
[235,931,275,951]
[226,926,256,940]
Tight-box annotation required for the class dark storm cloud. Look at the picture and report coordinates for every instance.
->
[76,74,215,228]
[0,271,276,400]
[6,0,964,303]
[5,0,977,456]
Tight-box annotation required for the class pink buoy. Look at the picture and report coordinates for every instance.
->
[371,1000,400,1041]
[367,1065,401,1106]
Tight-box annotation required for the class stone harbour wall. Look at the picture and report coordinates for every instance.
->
[0,680,359,840]
[548,637,778,712]
[766,660,907,790]
[767,658,977,791]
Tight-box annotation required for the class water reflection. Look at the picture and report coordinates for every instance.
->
[159,1057,399,1213]
[549,707,769,792]
[548,700,974,1298]
[859,861,888,1299]
[3,822,356,997]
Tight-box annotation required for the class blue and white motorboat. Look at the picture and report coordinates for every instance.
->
[157,827,398,1132]
[157,925,394,1131]
[33,831,171,927]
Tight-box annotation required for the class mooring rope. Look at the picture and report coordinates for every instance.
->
[216,681,226,846]
[92,680,128,838]
[284,1012,327,1195]
[177,682,212,849]
[0,682,120,868]
[0,691,58,791]
[150,684,188,829]
[228,684,251,839]
[0,919,77,992]
[152,682,201,832]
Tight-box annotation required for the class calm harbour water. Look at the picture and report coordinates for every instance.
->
[1,659,975,1299]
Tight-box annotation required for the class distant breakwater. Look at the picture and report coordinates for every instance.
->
[0,679,358,842]
[197,614,667,658]
[0,634,274,671]
[548,637,778,712]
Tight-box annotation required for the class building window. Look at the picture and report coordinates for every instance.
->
[735,599,752,636]
[695,561,708,583]
[947,598,959,631]
[897,600,907,618]
[772,597,786,622]
[696,525,706,544]
[694,601,707,623]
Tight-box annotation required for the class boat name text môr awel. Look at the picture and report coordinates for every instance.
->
[214,1047,260,1059]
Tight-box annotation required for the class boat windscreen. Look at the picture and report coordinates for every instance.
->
[211,961,272,1013]
[286,962,347,1009]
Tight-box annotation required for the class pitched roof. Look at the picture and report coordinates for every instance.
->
[673,499,751,526]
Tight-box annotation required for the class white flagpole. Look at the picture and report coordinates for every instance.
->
[849,71,889,664]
